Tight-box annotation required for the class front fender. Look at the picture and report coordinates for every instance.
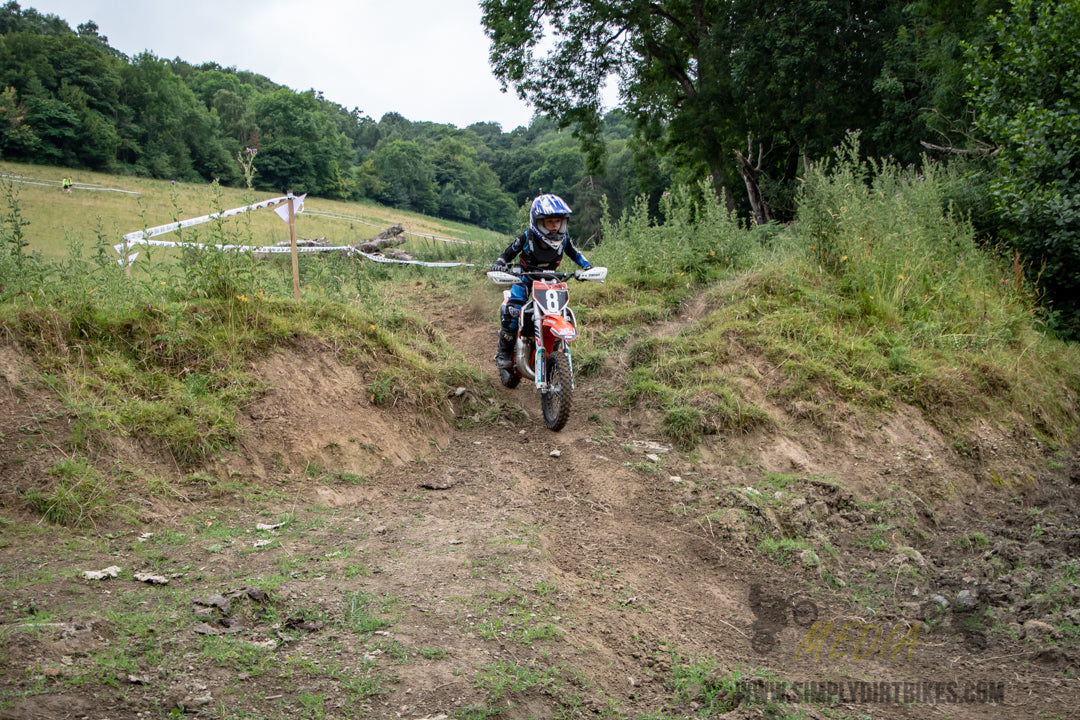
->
[543,314,577,342]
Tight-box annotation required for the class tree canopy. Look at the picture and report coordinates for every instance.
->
[481,0,912,221]
[967,0,1080,334]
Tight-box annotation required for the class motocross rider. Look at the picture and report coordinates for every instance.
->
[491,193,593,370]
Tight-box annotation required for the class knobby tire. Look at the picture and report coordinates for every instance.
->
[541,351,572,431]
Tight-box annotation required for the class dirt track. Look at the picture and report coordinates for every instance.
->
[1,283,1078,719]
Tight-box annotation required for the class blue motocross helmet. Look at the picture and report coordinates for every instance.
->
[529,194,572,252]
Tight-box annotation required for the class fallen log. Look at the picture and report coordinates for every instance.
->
[254,236,329,260]
[272,237,328,248]
[356,223,405,253]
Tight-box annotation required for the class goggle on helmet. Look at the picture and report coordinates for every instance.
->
[529,194,572,252]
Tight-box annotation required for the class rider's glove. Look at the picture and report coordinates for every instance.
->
[492,258,508,273]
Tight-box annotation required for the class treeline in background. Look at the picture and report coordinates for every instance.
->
[0,1,635,239]
[0,0,1077,336]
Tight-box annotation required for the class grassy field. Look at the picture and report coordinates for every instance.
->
[2,160,507,264]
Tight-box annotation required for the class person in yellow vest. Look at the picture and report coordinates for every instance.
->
[61,177,73,192]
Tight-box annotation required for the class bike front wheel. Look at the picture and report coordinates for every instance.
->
[540,351,573,431]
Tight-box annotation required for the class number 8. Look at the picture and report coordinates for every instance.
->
[545,291,561,312]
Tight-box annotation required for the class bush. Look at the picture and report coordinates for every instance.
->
[796,133,1036,347]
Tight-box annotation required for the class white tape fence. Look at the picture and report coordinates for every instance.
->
[115,194,475,269]
[2,171,140,194]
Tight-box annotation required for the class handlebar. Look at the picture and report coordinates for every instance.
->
[487,265,607,285]
[516,269,575,281]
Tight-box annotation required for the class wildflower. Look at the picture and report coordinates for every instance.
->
[236,294,248,302]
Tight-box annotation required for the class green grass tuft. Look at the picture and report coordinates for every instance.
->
[21,458,110,526]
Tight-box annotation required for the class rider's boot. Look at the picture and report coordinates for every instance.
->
[494,328,515,369]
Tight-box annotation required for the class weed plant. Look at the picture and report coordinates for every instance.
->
[797,133,1033,344]
[598,183,764,292]
[21,458,108,526]
[584,136,1080,450]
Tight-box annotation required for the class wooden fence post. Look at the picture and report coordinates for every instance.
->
[288,191,300,300]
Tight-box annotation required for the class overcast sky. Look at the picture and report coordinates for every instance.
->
[23,0,541,130]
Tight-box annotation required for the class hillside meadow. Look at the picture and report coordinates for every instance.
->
[1,161,506,263]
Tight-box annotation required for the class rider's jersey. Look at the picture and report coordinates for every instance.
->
[497,229,590,272]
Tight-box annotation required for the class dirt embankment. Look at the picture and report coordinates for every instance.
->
[0,288,1077,720]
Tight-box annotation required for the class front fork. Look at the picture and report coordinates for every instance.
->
[533,309,545,390]
[531,307,574,392]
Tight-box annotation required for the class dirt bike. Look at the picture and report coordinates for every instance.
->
[486,264,608,431]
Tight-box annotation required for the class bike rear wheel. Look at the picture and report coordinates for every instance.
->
[541,351,572,431]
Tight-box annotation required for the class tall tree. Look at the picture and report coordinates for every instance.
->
[482,0,906,223]
[429,135,516,229]
[0,1,70,37]
[365,139,439,215]
[119,53,235,182]
[0,24,124,168]
[874,0,1008,158]
[250,88,353,197]
[966,0,1080,336]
